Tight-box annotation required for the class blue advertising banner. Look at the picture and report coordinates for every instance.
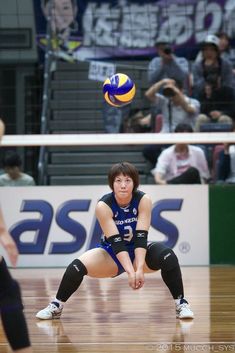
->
[33,0,234,61]
[0,185,209,267]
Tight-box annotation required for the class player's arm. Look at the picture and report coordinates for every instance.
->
[131,194,152,289]
[95,201,136,287]
[0,123,18,265]
[0,208,18,266]
[134,194,152,275]
[145,79,175,102]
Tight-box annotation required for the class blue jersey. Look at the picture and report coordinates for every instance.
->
[99,190,145,245]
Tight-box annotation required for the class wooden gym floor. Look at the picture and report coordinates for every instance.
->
[0,266,235,352]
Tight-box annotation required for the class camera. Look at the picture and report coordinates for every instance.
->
[162,86,176,98]
[163,46,172,55]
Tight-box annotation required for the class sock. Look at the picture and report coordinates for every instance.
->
[52,298,64,307]
[175,298,188,306]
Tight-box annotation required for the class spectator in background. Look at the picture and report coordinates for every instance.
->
[194,73,234,132]
[102,102,133,133]
[0,151,35,186]
[192,34,234,97]
[195,32,235,80]
[151,123,210,185]
[223,0,235,43]
[147,37,190,93]
[217,125,235,184]
[102,103,124,133]
[122,108,152,133]
[216,32,235,69]
[145,79,200,133]
[143,79,200,167]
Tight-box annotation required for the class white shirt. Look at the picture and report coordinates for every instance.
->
[152,145,210,181]
[155,93,200,132]
[0,173,35,186]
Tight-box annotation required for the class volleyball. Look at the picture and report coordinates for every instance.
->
[103,73,136,107]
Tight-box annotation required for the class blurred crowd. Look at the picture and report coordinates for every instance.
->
[104,32,235,185]
[1,31,235,186]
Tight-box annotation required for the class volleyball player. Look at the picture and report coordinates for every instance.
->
[0,117,33,352]
[36,162,194,321]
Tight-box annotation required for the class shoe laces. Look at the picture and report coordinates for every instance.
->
[48,302,60,311]
[179,302,189,310]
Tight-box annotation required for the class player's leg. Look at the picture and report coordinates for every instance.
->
[0,256,32,352]
[36,248,119,320]
[144,242,194,319]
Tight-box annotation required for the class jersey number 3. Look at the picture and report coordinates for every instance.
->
[123,225,133,242]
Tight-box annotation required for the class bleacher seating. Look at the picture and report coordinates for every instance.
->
[46,60,151,185]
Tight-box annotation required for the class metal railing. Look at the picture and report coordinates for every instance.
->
[37,0,54,185]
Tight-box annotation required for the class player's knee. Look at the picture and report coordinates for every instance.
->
[65,259,88,282]
[145,242,179,271]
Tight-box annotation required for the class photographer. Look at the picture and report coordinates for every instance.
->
[142,79,200,168]
[145,78,200,133]
[147,38,190,93]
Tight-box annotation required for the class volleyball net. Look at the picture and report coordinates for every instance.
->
[1,132,235,147]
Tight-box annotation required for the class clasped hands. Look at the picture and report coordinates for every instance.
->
[128,269,145,290]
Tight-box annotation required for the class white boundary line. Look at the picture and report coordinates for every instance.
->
[1,132,235,147]
[0,341,233,346]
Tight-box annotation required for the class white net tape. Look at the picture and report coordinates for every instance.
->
[1,132,235,147]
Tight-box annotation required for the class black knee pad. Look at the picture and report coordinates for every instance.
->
[56,259,88,302]
[146,242,179,271]
[66,259,88,281]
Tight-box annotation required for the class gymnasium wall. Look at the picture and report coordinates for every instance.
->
[209,185,235,265]
[0,0,37,63]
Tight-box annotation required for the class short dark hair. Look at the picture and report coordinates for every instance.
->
[174,123,193,133]
[2,151,22,168]
[108,162,139,192]
[42,0,77,7]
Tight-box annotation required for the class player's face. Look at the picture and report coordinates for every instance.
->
[113,173,134,200]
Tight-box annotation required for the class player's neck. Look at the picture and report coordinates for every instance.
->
[115,195,132,207]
